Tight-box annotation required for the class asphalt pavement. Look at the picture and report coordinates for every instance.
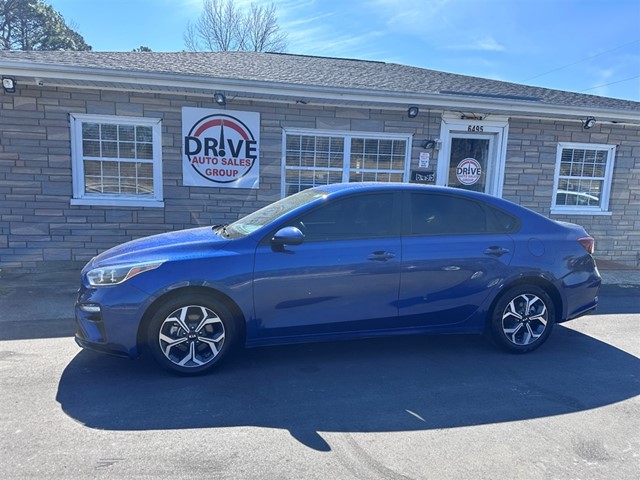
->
[0,260,638,480]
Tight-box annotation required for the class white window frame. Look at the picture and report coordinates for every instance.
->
[70,113,164,207]
[281,128,412,197]
[551,142,616,216]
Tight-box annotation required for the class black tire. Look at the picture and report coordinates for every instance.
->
[146,293,238,375]
[489,285,555,353]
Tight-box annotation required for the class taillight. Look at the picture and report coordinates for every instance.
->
[578,236,595,255]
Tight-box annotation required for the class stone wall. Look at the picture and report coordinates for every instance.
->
[0,84,431,271]
[504,118,640,266]
[0,83,638,271]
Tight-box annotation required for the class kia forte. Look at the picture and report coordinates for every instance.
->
[75,183,601,374]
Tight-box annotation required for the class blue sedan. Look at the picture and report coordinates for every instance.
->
[75,183,601,374]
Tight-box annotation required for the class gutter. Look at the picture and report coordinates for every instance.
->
[1,60,639,123]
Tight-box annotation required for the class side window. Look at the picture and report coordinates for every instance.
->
[70,113,163,207]
[297,193,397,241]
[409,193,489,235]
[552,142,616,214]
[486,205,519,233]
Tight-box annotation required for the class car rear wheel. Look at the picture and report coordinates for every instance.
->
[147,293,238,375]
[489,285,555,353]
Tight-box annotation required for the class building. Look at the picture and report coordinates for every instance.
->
[0,51,639,272]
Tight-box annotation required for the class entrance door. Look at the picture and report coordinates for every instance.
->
[447,135,494,193]
[437,116,509,197]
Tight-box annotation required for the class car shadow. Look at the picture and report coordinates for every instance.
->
[56,325,640,451]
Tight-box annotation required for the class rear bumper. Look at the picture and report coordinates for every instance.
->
[560,297,598,323]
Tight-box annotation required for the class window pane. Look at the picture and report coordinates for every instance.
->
[83,140,101,157]
[84,160,101,176]
[363,154,378,170]
[118,125,135,142]
[137,143,153,159]
[286,135,301,150]
[286,151,301,167]
[409,194,487,235]
[286,169,300,184]
[137,177,154,195]
[329,152,343,169]
[330,137,344,152]
[298,193,396,241]
[101,124,117,141]
[315,152,329,168]
[82,123,100,140]
[301,136,315,152]
[351,138,363,153]
[364,139,379,154]
[120,142,136,158]
[102,141,118,158]
[102,161,119,178]
[300,154,315,168]
[136,126,152,143]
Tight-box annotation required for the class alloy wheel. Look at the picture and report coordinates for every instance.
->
[501,293,548,346]
[158,304,226,368]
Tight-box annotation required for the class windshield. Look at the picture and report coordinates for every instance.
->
[219,189,328,238]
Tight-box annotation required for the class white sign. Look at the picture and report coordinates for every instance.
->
[456,158,482,185]
[182,107,260,188]
[419,152,430,168]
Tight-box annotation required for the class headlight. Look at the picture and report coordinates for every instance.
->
[86,261,165,286]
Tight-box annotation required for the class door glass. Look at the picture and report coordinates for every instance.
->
[448,137,490,193]
[408,193,488,235]
[297,193,397,241]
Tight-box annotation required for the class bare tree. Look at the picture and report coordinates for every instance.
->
[241,3,287,52]
[184,0,287,53]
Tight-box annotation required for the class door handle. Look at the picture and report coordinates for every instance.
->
[368,251,396,261]
[484,246,510,257]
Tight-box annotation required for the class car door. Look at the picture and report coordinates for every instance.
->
[252,192,402,341]
[398,191,516,328]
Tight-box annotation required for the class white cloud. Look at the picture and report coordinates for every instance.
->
[447,36,506,52]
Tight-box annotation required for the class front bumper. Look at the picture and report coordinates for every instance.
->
[74,335,133,359]
[74,281,152,359]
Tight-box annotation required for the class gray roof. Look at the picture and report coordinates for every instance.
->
[1,50,638,115]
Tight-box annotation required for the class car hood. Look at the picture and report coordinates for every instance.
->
[85,226,231,270]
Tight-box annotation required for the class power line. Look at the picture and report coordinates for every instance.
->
[520,39,640,82]
[580,74,640,93]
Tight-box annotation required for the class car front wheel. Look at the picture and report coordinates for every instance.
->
[147,293,238,375]
[489,285,555,353]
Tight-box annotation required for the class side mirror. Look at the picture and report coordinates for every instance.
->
[271,226,305,251]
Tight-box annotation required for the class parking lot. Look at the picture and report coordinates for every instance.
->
[1,267,638,479]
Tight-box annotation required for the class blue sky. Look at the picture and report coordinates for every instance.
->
[49,0,640,101]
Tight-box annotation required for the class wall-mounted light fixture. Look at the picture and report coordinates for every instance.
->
[422,140,436,149]
[2,76,16,93]
[583,116,596,129]
[214,91,226,106]
[407,106,419,118]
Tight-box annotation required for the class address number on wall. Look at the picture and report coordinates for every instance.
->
[467,125,484,132]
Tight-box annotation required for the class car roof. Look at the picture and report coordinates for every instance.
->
[315,182,499,203]
[312,182,553,222]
